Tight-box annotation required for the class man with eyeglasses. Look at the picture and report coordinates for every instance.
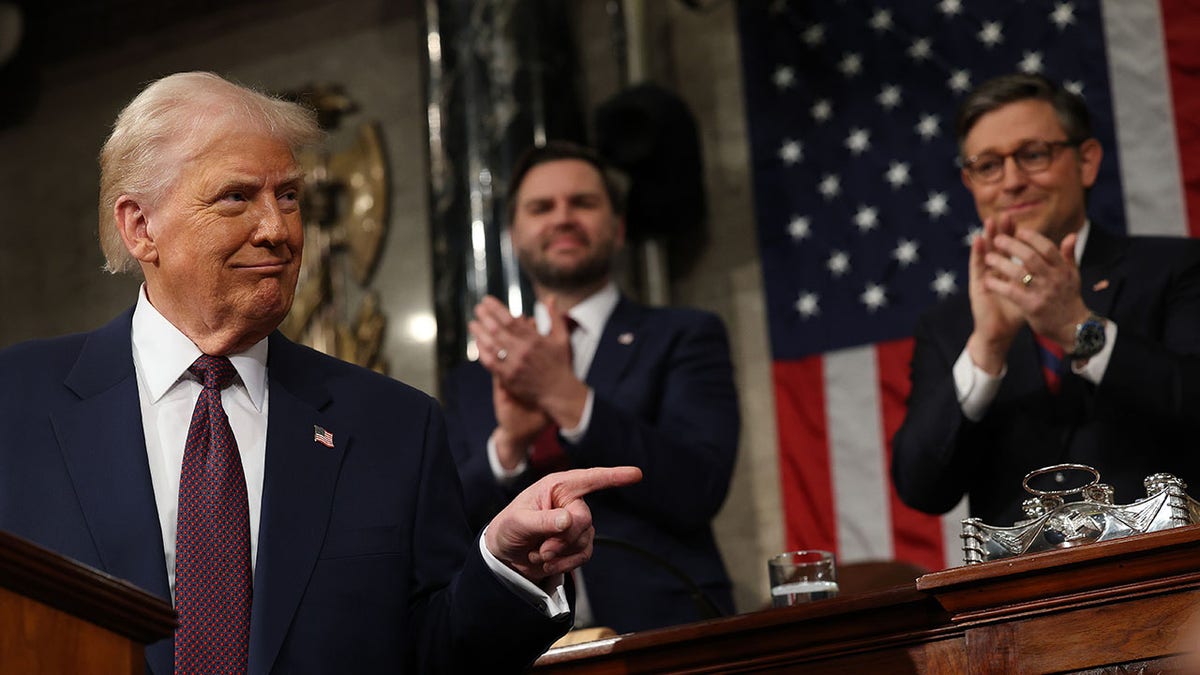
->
[892,73,1200,529]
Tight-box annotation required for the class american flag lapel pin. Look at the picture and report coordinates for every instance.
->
[313,425,334,448]
[618,332,635,345]
[1092,279,1110,292]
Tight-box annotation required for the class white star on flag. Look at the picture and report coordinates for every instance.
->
[915,114,941,141]
[892,238,920,267]
[948,69,972,93]
[845,128,871,155]
[877,85,902,110]
[1051,2,1076,30]
[938,0,963,16]
[931,270,959,298]
[924,191,950,218]
[779,139,802,165]
[860,283,888,312]
[869,9,893,33]
[788,215,812,241]
[908,38,932,62]
[885,161,911,188]
[1018,51,1044,74]
[795,291,820,318]
[1065,80,1084,97]
[854,205,879,232]
[839,52,863,77]
[978,21,1004,48]
[827,250,850,277]
[773,65,796,90]
[963,225,983,246]
[811,99,833,123]
[818,173,841,200]
[802,23,825,47]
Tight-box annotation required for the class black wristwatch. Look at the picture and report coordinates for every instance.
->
[1068,313,1107,360]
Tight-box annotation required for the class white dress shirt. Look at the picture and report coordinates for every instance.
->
[955,222,1120,420]
[132,286,568,618]
[131,287,269,598]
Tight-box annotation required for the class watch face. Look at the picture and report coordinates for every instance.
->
[1071,317,1106,359]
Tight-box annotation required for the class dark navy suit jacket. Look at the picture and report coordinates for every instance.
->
[0,308,568,674]
[892,226,1200,527]
[443,296,739,634]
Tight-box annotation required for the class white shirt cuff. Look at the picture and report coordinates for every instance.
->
[478,530,572,619]
[558,388,594,444]
[486,431,529,483]
[1070,320,1117,384]
[954,347,1005,422]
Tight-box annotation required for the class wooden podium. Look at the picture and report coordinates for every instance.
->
[0,530,175,675]
[534,525,1200,674]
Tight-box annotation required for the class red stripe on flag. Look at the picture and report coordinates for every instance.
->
[772,357,837,553]
[876,338,946,572]
[1162,0,1200,237]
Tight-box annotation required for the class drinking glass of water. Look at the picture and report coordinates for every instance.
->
[768,550,838,607]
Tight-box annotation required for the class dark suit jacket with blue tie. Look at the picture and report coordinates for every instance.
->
[892,226,1200,527]
[0,308,569,674]
[443,295,740,634]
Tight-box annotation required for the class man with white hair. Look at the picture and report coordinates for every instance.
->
[0,71,639,674]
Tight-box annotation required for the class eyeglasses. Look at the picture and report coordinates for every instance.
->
[960,139,1080,184]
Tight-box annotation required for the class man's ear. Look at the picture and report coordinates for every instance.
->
[1077,138,1103,189]
[114,195,158,264]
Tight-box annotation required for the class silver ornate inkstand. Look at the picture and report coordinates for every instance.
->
[961,463,1200,564]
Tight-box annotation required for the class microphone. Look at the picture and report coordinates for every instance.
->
[593,535,724,621]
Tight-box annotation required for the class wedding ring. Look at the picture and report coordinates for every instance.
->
[496,348,508,361]
[1020,272,1034,287]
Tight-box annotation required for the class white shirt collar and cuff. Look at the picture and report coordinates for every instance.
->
[478,531,572,619]
[955,221,1116,416]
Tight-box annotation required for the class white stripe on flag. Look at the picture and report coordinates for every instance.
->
[942,498,970,568]
[824,346,892,563]
[1102,0,1189,237]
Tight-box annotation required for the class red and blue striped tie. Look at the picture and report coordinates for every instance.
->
[1034,334,1065,395]
[174,354,251,675]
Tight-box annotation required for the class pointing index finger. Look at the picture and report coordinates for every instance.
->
[545,466,643,503]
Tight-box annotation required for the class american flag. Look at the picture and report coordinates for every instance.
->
[313,425,334,449]
[737,0,1200,571]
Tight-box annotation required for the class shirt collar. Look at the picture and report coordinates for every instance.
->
[534,282,620,337]
[130,284,269,410]
[1074,220,1090,265]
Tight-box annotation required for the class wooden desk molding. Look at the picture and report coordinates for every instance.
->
[0,530,175,675]
[535,525,1200,674]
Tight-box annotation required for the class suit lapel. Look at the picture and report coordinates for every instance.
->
[51,309,174,675]
[585,297,645,395]
[249,334,344,675]
[1078,224,1125,317]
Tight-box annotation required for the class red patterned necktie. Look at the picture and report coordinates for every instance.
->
[528,317,578,476]
[1034,333,1065,394]
[174,354,252,675]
